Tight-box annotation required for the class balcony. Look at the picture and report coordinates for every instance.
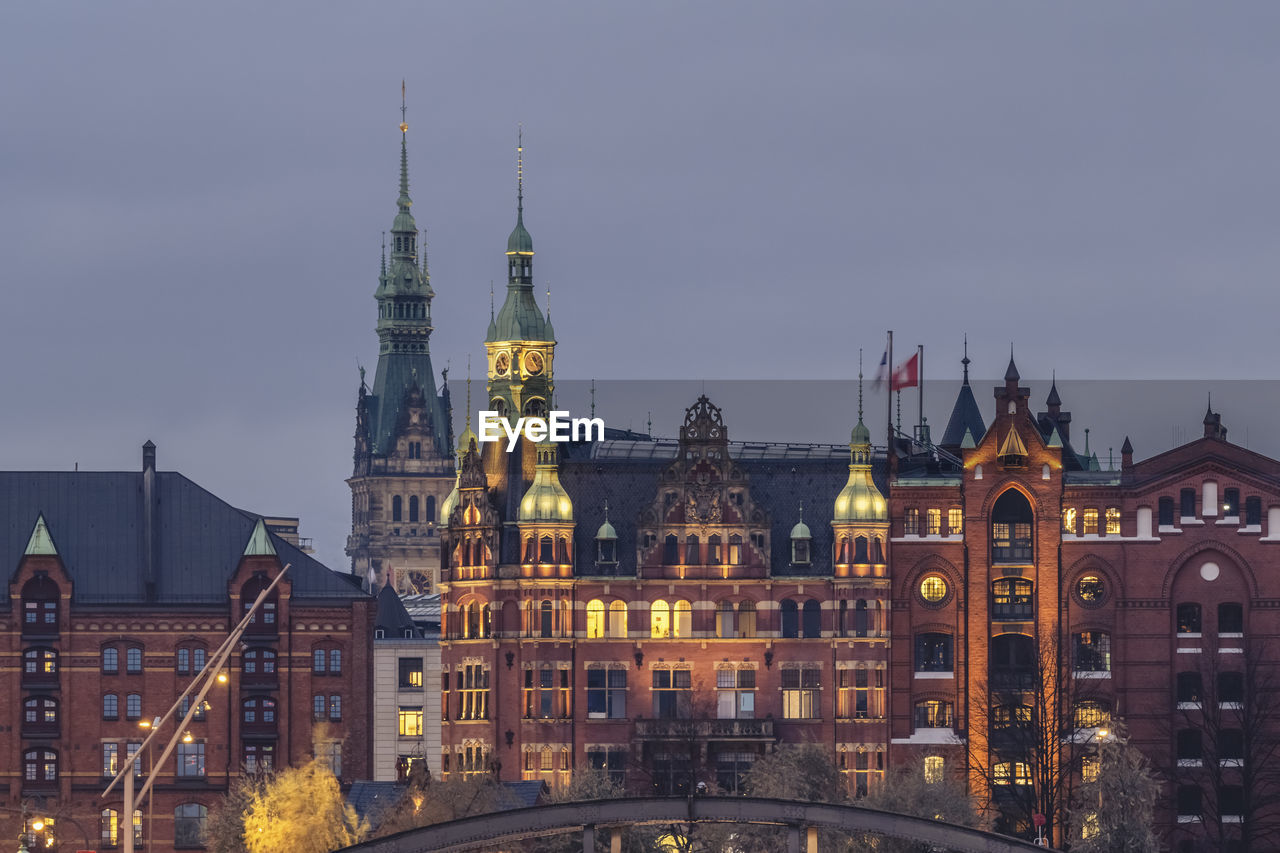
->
[634,718,774,740]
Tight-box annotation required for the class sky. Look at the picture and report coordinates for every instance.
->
[4,2,1280,570]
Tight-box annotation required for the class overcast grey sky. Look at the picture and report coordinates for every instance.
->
[4,3,1280,570]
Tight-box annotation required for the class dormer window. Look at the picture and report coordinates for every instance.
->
[792,537,809,565]
[22,576,59,634]
[597,537,616,565]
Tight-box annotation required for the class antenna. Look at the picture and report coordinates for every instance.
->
[400,80,407,133]
[857,348,864,421]
[590,379,596,419]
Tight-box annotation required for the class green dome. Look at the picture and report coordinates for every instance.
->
[790,520,812,540]
[507,216,533,254]
[851,418,871,446]
[518,445,574,523]
[596,519,617,540]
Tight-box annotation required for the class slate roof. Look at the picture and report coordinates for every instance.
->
[555,445,887,577]
[347,780,405,822]
[0,470,366,606]
[376,584,422,638]
[940,381,985,448]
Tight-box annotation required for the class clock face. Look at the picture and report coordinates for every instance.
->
[494,352,510,376]
[524,351,545,376]
[407,571,433,594]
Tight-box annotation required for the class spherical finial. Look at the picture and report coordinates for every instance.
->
[399,121,408,134]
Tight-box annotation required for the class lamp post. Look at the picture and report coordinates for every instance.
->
[104,564,290,853]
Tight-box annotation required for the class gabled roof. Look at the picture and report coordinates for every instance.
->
[376,584,420,637]
[0,471,366,605]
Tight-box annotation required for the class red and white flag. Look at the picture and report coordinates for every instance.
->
[890,353,919,391]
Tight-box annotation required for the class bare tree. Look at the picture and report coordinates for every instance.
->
[966,626,1106,846]
[847,762,980,853]
[1165,638,1280,852]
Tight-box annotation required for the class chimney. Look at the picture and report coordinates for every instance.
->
[142,440,156,472]
[1121,436,1134,471]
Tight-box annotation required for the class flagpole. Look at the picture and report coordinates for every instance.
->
[918,344,925,441]
[886,330,894,447]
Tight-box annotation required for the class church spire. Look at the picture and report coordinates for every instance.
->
[506,126,534,264]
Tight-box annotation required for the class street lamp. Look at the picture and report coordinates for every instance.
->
[103,564,291,853]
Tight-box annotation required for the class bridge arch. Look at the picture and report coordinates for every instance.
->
[337,796,1047,853]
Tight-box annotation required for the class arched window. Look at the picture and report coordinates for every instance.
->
[837,537,850,564]
[791,531,809,565]
[586,600,606,639]
[663,534,679,565]
[802,600,821,638]
[539,600,554,638]
[716,600,737,638]
[103,693,119,720]
[174,804,208,848]
[242,696,277,731]
[780,600,799,638]
[738,601,757,638]
[991,490,1033,562]
[23,748,57,785]
[871,537,884,564]
[673,600,692,638]
[24,647,57,683]
[728,534,743,565]
[409,495,419,523]
[1158,496,1175,526]
[23,696,57,732]
[540,536,554,564]
[651,600,671,638]
[991,634,1035,687]
[992,579,1034,620]
[557,536,570,564]
[243,647,276,677]
[708,534,723,564]
[22,575,59,632]
[854,536,869,563]
[838,600,848,636]
[608,601,628,638]
[523,537,536,563]
[102,646,119,674]
[426,495,436,524]
[241,575,278,634]
[127,646,143,674]
[392,495,403,522]
[686,535,701,564]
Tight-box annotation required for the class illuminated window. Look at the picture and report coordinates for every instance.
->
[837,668,882,720]
[586,600,606,639]
[728,534,743,565]
[398,657,423,688]
[914,699,953,729]
[919,576,947,603]
[781,666,820,719]
[948,508,963,535]
[398,707,423,737]
[993,761,1031,786]
[1077,574,1105,604]
[458,664,489,720]
[924,755,944,784]
[738,601,757,637]
[1105,507,1121,535]
[716,668,756,719]
[904,508,920,536]
[608,600,628,638]
[1073,632,1111,672]
[670,600,692,638]
[1062,507,1077,534]
[1082,508,1098,535]
[1081,755,1100,783]
[926,508,941,536]
[992,578,1033,620]
[1074,700,1109,729]
[650,600,671,638]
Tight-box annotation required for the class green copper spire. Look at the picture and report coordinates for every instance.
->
[366,86,447,457]
[507,125,534,254]
[25,513,57,556]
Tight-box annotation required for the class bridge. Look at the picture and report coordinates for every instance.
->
[337,796,1047,853]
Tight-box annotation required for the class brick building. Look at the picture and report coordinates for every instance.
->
[3,443,374,852]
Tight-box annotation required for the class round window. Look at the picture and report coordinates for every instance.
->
[920,576,948,604]
[1076,574,1106,606]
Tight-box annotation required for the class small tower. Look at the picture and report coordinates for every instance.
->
[517,442,575,579]
[833,371,889,578]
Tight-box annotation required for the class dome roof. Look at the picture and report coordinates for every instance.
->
[790,520,812,540]
[833,466,887,524]
[438,472,460,528]
[507,217,533,254]
[596,519,617,540]
[518,445,574,523]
